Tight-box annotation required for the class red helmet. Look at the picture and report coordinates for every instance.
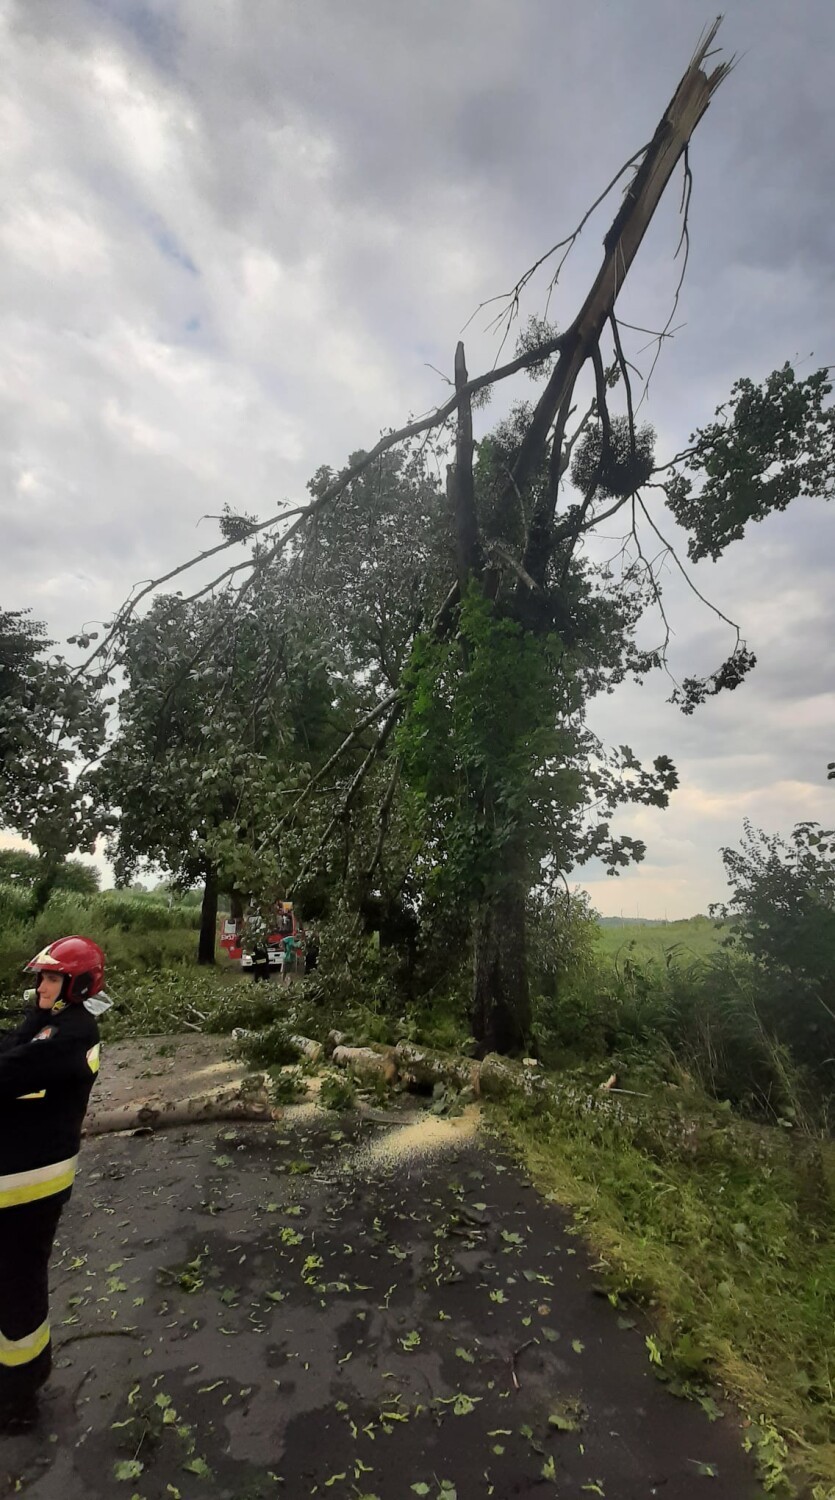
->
[25,936,105,1001]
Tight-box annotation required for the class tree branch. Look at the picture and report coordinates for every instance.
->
[364,759,401,885]
[273,690,401,840]
[291,703,402,892]
[467,140,653,346]
[636,495,742,639]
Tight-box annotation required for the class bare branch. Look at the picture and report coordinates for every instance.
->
[636,494,742,639]
[81,336,573,679]
[629,496,674,670]
[609,311,636,456]
[466,140,652,345]
[637,147,694,409]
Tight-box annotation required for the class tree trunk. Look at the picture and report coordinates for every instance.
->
[229,889,244,923]
[198,864,218,965]
[31,852,61,916]
[471,857,531,1057]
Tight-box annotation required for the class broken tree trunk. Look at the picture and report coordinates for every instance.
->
[518,21,731,587]
[197,861,218,966]
[451,340,481,590]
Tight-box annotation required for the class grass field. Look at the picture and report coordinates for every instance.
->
[597,915,730,966]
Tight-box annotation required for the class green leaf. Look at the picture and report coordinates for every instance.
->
[452,1393,480,1415]
[571,1338,585,1354]
[410,1486,431,1496]
[182,1457,211,1479]
[549,1410,580,1433]
[113,1461,144,1482]
[689,1460,719,1478]
[455,1346,475,1363]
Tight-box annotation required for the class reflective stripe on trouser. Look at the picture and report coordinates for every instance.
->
[0,1317,50,1366]
[0,1155,77,1210]
[0,1196,63,1398]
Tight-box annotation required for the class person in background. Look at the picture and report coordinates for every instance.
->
[0,936,106,1430]
[280,930,301,983]
[241,902,270,982]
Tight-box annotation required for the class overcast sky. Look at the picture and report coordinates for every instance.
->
[2,0,834,916]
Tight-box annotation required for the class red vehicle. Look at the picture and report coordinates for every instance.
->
[219,901,304,974]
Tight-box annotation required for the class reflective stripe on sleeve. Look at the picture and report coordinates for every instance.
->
[0,1155,78,1209]
[0,1317,51,1368]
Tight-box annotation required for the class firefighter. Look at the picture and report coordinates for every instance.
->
[0,935,105,1427]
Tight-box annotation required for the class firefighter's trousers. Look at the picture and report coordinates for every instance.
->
[0,1196,64,1405]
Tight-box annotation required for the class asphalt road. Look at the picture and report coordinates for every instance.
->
[0,1101,764,1499]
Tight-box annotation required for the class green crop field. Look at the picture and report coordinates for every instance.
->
[596,915,730,965]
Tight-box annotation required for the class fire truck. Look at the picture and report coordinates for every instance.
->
[219,901,304,975]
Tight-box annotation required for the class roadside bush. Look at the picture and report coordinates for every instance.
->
[0,883,203,1000]
[532,925,814,1125]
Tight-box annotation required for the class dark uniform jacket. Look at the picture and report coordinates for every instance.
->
[0,1003,100,1208]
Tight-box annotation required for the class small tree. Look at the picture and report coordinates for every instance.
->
[717,818,835,1088]
[97,585,346,962]
[0,848,100,898]
[0,608,105,911]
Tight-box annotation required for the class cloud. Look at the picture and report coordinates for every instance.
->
[1,0,834,908]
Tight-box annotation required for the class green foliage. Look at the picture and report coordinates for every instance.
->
[0,607,107,864]
[304,447,450,694]
[529,889,602,1061]
[0,885,203,1005]
[96,582,346,904]
[498,1086,835,1495]
[300,902,401,1020]
[101,964,274,1040]
[666,363,835,561]
[319,1071,357,1110]
[718,820,835,1094]
[570,413,656,500]
[399,586,581,907]
[0,849,100,896]
[399,585,676,924]
[267,1064,306,1104]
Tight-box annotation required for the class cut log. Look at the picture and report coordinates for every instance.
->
[478,1053,550,1100]
[331,1045,398,1085]
[288,1034,324,1064]
[85,1080,280,1135]
[394,1041,480,1093]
